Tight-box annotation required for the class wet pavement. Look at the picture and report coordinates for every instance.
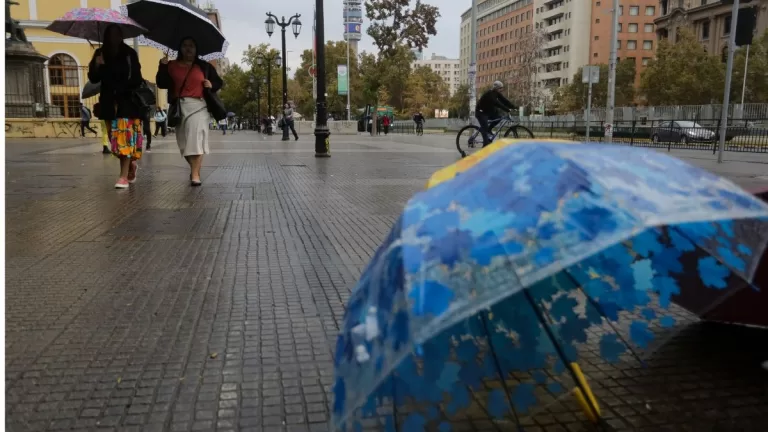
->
[5,133,768,432]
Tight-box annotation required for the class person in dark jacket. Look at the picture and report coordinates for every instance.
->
[156,36,223,187]
[476,80,517,147]
[88,24,145,189]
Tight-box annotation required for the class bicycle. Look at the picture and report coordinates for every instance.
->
[455,115,534,158]
[415,122,424,136]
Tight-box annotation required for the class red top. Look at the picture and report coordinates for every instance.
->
[168,60,205,99]
[383,116,391,126]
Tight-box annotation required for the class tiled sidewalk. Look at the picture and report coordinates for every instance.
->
[5,134,768,431]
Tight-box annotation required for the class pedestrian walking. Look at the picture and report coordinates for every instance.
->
[382,115,391,135]
[143,107,152,152]
[219,118,228,135]
[88,24,145,189]
[156,36,223,187]
[283,103,299,141]
[154,106,167,137]
[80,103,98,137]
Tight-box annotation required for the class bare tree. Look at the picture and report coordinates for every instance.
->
[503,27,548,113]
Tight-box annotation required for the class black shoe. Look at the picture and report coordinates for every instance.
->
[102,146,111,154]
[294,136,299,141]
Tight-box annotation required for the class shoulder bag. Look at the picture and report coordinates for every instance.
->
[167,64,193,128]
[127,55,156,110]
[203,63,227,122]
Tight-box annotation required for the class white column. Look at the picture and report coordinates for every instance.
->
[29,0,37,20]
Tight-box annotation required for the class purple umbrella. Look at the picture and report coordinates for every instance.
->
[46,8,147,43]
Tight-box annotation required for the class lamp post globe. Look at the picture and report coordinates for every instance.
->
[292,19,302,38]
[265,17,275,37]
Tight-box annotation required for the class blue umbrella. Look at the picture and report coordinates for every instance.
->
[332,141,768,431]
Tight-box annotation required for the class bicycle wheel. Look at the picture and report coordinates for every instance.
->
[456,125,483,157]
[503,125,535,139]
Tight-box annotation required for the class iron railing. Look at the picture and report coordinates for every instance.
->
[391,118,768,153]
[5,64,158,119]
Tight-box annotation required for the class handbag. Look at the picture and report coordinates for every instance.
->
[132,81,156,110]
[167,65,193,128]
[126,55,156,110]
[203,64,227,122]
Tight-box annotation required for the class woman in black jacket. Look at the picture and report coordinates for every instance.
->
[156,37,223,186]
[88,24,145,189]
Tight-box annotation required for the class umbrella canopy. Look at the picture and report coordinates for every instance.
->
[46,8,147,42]
[121,0,228,60]
[331,140,768,430]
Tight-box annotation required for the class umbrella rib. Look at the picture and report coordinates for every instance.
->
[521,290,603,424]
[479,310,524,430]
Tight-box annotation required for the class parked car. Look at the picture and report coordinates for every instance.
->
[651,121,717,144]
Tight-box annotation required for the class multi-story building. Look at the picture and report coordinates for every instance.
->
[10,0,226,119]
[589,0,659,85]
[414,54,463,95]
[654,0,768,56]
[534,0,592,93]
[476,0,535,87]
[459,0,661,96]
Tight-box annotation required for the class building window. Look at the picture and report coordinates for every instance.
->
[596,18,600,23]
[594,35,599,40]
[642,57,651,66]
[48,54,79,87]
[644,23,654,32]
[617,40,622,49]
[724,15,731,35]
[629,6,639,15]
[628,23,638,33]
[618,23,623,32]
[50,94,81,118]
[702,21,710,39]
[643,40,653,49]
[593,52,598,57]
[645,6,655,16]
[619,5,624,15]
[627,40,637,50]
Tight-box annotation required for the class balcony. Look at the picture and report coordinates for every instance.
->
[542,20,566,35]
[540,8,565,21]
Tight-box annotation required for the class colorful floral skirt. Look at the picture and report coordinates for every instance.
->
[109,118,143,160]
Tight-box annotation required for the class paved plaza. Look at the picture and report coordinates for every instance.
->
[5,133,768,432]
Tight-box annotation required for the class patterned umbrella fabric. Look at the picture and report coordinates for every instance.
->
[121,0,228,61]
[46,8,147,42]
[331,140,768,431]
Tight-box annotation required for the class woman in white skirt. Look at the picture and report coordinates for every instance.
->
[156,37,223,186]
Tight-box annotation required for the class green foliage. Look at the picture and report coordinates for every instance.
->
[730,31,768,103]
[553,60,636,112]
[241,44,284,117]
[365,0,440,57]
[403,65,450,116]
[219,64,248,116]
[289,40,364,119]
[449,84,470,119]
[639,28,725,105]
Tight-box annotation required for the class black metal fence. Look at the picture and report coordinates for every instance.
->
[5,64,158,119]
[390,119,768,153]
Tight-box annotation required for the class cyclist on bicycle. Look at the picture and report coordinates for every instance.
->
[413,112,425,135]
[477,81,517,147]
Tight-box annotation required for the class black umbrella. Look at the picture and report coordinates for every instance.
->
[121,0,228,60]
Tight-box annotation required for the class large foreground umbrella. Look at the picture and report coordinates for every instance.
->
[46,8,147,42]
[331,140,768,430]
[121,0,228,60]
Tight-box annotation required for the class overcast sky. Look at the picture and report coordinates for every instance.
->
[213,0,461,76]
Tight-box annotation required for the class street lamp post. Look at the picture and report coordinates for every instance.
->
[265,12,302,141]
[313,0,330,157]
[256,53,282,132]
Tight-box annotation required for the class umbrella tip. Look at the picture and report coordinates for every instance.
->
[762,360,768,371]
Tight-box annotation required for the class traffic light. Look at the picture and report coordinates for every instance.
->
[735,7,758,46]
